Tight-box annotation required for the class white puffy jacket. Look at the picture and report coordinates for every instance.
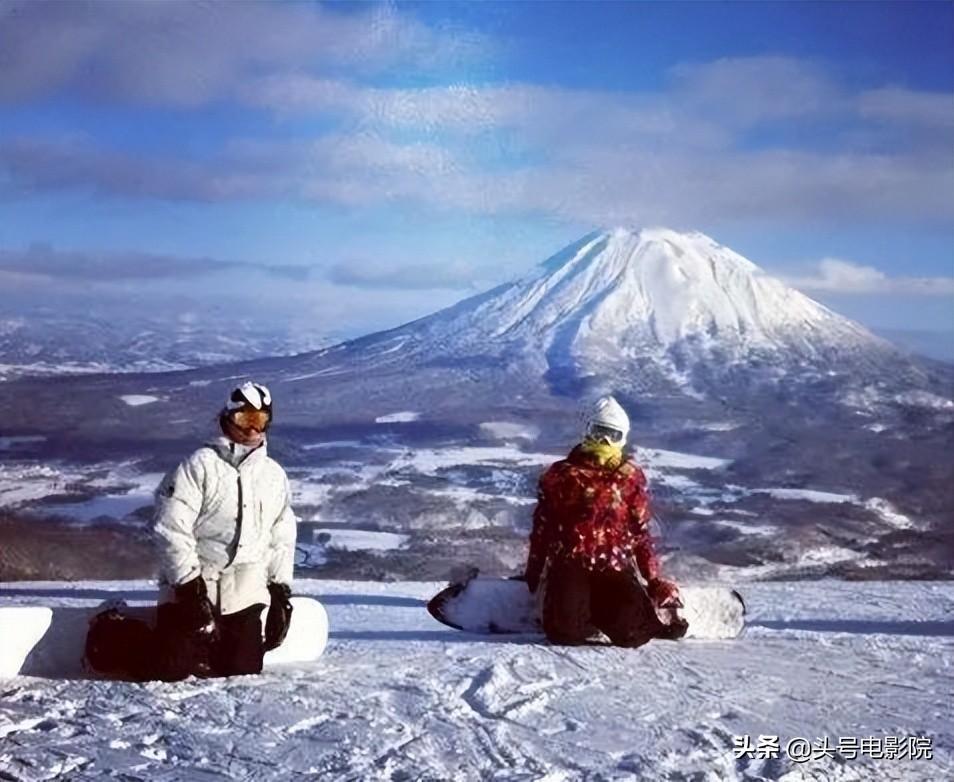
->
[152,437,297,615]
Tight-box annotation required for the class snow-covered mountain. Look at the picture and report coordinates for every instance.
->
[2,226,946,433]
[376,227,897,393]
[176,225,917,414]
[1,226,921,397]
[2,227,951,581]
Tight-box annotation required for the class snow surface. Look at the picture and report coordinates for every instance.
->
[893,391,954,410]
[862,498,914,530]
[389,445,558,475]
[16,468,164,524]
[296,529,410,568]
[295,544,328,568]
[0,579,951,781]
[479,421,541,441]
[711,519,778,537]
[301,440,365,451]
[289,443,561,515]
[2,442,917,548]
[0,463,90,506]
[54,473,162,524]
[637,447,731,471]
[749,490,915,530]
[0,436,46,451]
[753,488,856,504]
[375,411,420,423]
[316,529,409,552]
[398,227,890,391]
[696,422,741,432]
[841,387,954,415]
[118,395,161,407]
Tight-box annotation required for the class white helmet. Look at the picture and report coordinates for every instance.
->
[226,381,272,415]
[582,395,630,445]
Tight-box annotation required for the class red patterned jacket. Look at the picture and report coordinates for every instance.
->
[525,445,659,590]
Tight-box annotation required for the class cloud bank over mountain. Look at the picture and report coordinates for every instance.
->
[1,1,950,343]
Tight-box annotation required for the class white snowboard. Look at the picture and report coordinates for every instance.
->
[0,597,329,679]
[427,573,745,641]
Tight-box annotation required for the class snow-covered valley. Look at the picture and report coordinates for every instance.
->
[1,434,935,582]
[0,579,951,781]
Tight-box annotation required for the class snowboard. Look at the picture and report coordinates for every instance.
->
[427,570,745,641]
[0,597,329,679]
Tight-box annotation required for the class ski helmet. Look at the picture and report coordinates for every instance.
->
[224,381,273,429]
[582,395,630,445]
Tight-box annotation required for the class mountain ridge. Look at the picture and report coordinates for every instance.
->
[288,226,905,399]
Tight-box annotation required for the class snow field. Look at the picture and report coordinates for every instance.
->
[479,422,541,441]
[0,437,46,452]
[118,395,161,407]
[0,579,951,781]
[375,411,421,424]
[295,529,409,568]
[0,463,164,524]
[2,441,921,576]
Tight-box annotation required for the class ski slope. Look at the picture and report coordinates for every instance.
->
[0,579,951,781]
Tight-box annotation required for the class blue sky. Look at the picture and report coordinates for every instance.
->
[1,0,952,349]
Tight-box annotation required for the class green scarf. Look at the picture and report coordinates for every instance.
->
[580,439,624,469]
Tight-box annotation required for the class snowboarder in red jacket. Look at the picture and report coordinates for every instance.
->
[525,396,681,646]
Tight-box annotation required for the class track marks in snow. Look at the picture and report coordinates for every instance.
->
[0,716,47,739]
[286,714,331,735]
[459,661,557,722]
[1,581,952,780]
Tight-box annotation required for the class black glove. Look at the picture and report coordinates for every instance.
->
[264,582,293,651]
[174,575,217,637]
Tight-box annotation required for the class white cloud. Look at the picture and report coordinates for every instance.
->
[669,56,846,125]
[858,87,954,131]
[0,1,489,105]
[239,77,698,145]
[0,243,307,282]
[0,242,471,338]
[786,258,954,296]
[327,258,479,291]
[1,17,953,231]
[3,126,951,228]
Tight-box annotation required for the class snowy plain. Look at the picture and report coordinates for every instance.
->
[0,579,951,781]
[0,437,925,579]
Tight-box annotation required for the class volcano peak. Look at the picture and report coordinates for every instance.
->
[399,227,894,394]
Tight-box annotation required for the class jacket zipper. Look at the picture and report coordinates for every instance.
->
[225,472,243,568]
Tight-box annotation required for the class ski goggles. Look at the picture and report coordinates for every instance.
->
[229,407,271,432]
[586,423,625,444]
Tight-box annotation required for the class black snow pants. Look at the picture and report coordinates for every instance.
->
[154,602,267,681]
[542,559,662,648]
[85,602,266,681]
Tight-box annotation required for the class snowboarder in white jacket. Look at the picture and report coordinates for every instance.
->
[151,381,297,679]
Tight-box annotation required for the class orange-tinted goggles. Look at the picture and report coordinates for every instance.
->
[230,408,271,431]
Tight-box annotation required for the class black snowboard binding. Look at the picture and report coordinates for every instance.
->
[84,601,155,681]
